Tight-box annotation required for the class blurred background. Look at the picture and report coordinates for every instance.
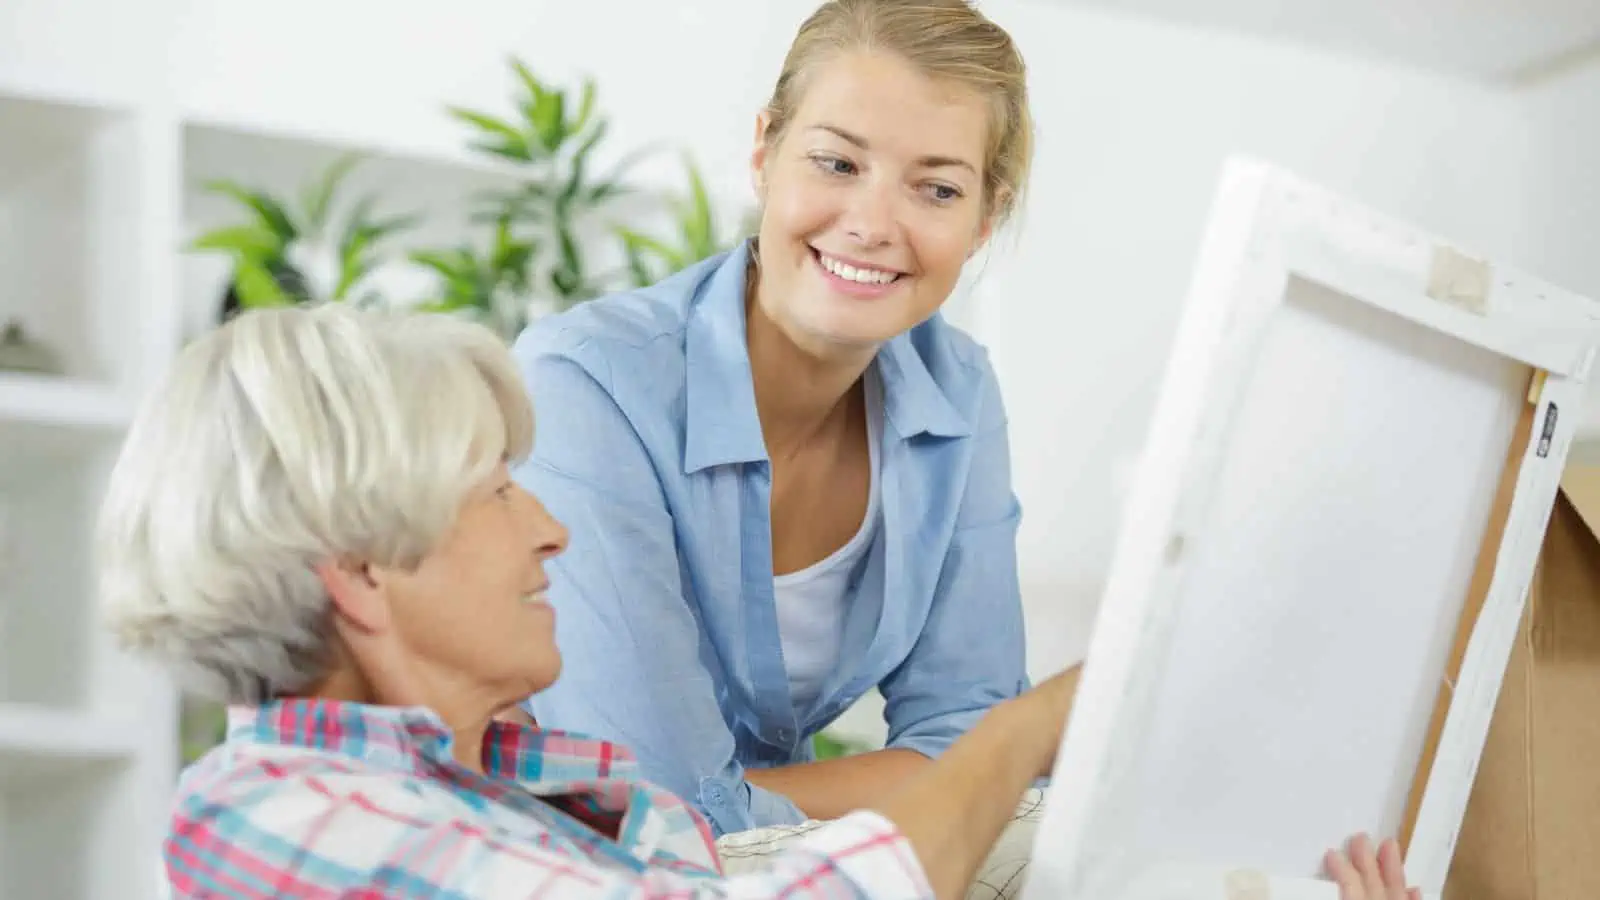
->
[2,1,1600,896]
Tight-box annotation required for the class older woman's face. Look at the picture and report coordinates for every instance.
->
[383,463,569,701]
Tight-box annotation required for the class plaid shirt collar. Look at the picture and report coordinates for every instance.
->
[224,697,719,874]
[227,698,639,785]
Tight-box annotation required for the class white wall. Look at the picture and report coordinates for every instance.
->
[967,1,1543,676]
[5,0,1593,689]
[1518,59,1600,299]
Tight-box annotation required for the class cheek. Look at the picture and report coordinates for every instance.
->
[763,178,834,240]
[912,227,977,283]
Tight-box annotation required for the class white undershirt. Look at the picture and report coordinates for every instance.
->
[773,369,883,717]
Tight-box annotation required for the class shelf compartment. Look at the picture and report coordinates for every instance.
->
[180,118,526,339]
[0,704,144,900]
[0,90,147,391]
[0,431,123,709]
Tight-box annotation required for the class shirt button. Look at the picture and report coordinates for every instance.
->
[776,728,793,743]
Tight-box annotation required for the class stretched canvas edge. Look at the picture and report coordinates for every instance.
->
[1024,154,1600,900]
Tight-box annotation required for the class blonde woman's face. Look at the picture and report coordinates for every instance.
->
[750,50,994,355]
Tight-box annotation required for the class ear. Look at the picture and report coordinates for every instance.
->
[315,556,392,634]
[750,109,775,198]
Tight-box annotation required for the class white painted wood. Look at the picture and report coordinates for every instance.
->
[0,44,594,897]
[0,374,133,431]
[1025,157,1600,900]
[0,704,140,767]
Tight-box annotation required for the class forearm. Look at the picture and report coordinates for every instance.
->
[870,698,1049,900]
[745,747,932,821]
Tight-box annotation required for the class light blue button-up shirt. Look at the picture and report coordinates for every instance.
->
[510,239,1029,836]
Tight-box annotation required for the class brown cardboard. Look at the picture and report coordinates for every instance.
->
[1444,465,1600,900]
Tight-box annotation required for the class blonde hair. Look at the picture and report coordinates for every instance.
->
[96,304,533,704]
[764,0,1033,223]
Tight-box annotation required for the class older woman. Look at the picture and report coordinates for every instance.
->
[97,304,1416,900]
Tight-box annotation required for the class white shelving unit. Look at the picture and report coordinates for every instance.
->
[0,0,747,891]
[0,78,178,900]
[0,63,546,900]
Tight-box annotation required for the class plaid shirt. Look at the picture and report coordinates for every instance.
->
[164,698,932,898]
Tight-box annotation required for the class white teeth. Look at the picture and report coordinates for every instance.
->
[820,254,899,285]
[521,592,548,606]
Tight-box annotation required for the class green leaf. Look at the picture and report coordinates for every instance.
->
[620,234,654,288]
[616,227,682,268]
[200,180,298,241]
[188,225,283,259]
[233,259,296,308]
[449,107,534,161]
[511,58,545,107]
[680,157,716,258]
[570,77,598,136]
[509,59,567,153]
[559,119,609,213]
[409,248,477,280]
[300,152,363,236]
[530,90,565,153]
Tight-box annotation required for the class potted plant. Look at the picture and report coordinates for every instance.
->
[188,153,420,320]
[439,58,657,319]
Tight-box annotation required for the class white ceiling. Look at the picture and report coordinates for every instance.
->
[1051,0,1600,83]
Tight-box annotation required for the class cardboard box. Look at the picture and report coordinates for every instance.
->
[1445,466,1600,899]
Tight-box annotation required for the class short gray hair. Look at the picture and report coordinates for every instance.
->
[96,304,533,704]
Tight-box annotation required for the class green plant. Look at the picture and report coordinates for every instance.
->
[189,153,419,317]
[408,210,537,340]
[444,58,651,317]
[616,154,739,289]
[812,731,874,761]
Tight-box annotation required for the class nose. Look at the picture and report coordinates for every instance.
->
[843,177,896,248]
[524,488,570,560]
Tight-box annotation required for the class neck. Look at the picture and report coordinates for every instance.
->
[746,278,875,457]
[304,665,499,776]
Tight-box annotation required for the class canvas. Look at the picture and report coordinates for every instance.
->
[1023,157,1600,900]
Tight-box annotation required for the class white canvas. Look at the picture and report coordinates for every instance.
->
[1025,157,1600,900]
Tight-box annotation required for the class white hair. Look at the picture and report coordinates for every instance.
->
[96,303,533,704]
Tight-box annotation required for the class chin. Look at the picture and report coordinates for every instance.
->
[797,302,910,349]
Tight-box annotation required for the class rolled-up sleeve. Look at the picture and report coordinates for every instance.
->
[880,354,1030,759]
[510,338,806,835]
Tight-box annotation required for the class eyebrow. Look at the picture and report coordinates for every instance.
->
[808,124,977,174]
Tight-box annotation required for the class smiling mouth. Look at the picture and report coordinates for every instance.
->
[812,248,905,286]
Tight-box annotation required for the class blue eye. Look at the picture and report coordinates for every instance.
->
[926,183,962,203]
[811,154,857,176]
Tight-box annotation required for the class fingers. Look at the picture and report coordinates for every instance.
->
[1350,833,1386,898]
[1324,834,1415,900]
[1377,837,1409,898]
[1324,847,1362,900]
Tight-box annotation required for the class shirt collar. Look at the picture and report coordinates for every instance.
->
[682,238,970,475]
[226,698,638,784]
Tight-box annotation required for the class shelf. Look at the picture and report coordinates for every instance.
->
[0,89,146,386]
[0,704,137,786]
[0,372,132,431]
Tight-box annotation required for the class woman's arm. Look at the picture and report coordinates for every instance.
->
[509,343,805,835]
[880,352,1039,760]
[745,747,931,820]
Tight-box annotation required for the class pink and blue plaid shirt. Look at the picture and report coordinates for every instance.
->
[164,698,932,898]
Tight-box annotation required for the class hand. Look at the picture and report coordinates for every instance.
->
[1324,834,1420,900]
